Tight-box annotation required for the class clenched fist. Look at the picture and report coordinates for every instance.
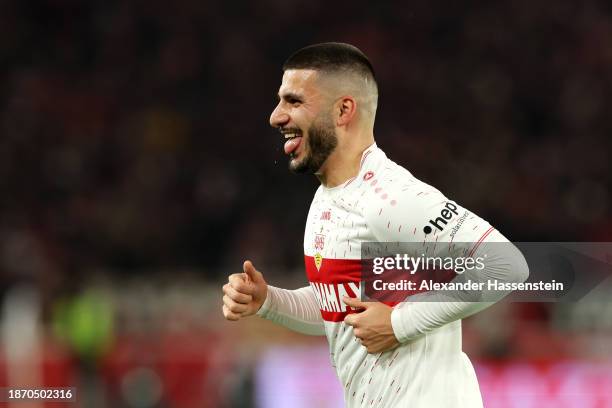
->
[222,260,268,321]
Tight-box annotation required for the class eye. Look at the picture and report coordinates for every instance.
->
[279,93,303,107]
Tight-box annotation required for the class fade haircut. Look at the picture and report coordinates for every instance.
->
[283,42,378,119]
[283,42,376,82]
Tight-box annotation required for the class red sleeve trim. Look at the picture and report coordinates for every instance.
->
[468,226,495,257]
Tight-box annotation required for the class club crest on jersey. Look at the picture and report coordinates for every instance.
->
[314,234,325,251]
[314,253,323,271]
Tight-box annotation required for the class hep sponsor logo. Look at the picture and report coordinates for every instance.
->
[320,210,331,221]
[423,201,459,234]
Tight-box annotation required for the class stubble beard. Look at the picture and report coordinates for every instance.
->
[289,115,338,174]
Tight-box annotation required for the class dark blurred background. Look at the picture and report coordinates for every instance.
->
[0,0,611,407]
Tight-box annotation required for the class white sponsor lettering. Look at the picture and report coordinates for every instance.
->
[310,282,362,312]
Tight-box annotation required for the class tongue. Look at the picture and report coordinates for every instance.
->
[284,137,302,155]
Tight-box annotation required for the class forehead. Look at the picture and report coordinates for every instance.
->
[278,69,321,97]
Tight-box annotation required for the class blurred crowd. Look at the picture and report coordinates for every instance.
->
[0,0,611,406]
[0,0,612,286]
[2,0,611,286]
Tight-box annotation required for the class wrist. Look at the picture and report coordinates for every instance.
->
[391,304,417,343]
[256,285,273,317]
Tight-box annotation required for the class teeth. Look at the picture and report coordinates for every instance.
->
[284,133,299,139]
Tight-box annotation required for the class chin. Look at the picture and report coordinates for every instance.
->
[289,160,309,174]
[288,154,311,174]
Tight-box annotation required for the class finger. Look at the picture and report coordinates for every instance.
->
[243,260,264,284]
[344,314,358,327]
[228,273,253,295]
[223,283,253,304]
[222,304,240,321]
[353,328,364,339]
[223,295,249,314]
[343,296,367,310]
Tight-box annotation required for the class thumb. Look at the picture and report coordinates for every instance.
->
[243,260,264,284]
[343,296,368,310]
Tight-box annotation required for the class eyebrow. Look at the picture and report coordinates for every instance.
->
[277,92,303,102]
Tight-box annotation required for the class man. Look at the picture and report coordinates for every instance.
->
[222,43,529,407]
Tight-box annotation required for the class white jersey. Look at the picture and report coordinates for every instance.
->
[303,144,488,407]
[259,143,529,408]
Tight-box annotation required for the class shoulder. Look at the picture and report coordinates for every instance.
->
[361,153,447,223]
[360,149,491,243]
[362,173,450,241]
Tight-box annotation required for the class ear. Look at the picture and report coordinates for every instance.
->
[335,96,357,127]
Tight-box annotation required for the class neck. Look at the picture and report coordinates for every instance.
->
[316,131,375,188]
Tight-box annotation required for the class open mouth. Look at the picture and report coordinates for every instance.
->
[283,132,300,140]
[281,130,303,156]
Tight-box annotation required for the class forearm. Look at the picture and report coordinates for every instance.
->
[391,231,529,343]
[257,285,326,336]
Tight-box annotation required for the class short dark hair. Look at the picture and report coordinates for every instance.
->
[283,42,376,83]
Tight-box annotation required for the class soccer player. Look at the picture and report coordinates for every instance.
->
[222,43,529,407]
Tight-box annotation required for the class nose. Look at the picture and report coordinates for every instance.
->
[269,103,290,128]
